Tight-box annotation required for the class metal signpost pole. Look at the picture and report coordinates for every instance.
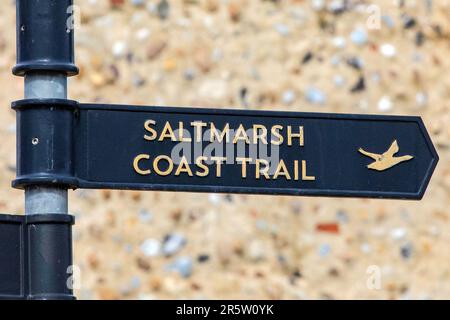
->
[24,74,68,215]
[12,0,78,299]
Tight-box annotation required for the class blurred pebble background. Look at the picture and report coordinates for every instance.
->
[0,0,449,299]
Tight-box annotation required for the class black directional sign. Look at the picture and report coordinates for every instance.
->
[13,101,438,200]
[76,104,439,199]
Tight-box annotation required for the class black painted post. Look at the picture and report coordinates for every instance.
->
[13,0,79,300]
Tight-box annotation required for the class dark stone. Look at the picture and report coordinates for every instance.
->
[346,57,363,70]
[302,51,314,64]
[197,254,210,263]
[350,76,365,93]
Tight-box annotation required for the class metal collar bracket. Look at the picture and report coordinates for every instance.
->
[12,99,79,190]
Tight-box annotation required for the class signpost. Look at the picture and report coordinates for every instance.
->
[0,0,439,299]
[13,101,438,200]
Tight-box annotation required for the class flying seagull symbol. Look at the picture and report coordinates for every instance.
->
[358,140,414,171]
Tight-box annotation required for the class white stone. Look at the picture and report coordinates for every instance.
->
[377,96,393,112]
[390,228,407,240]
[140,239,161,257]
[380,43,397,58]
[112,41,127,58]
[136,28,150,40]
[332,37,346,49]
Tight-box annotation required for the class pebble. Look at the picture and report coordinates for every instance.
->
[311,0,325,11]
[247,240,266,262]
[166,256,193,278]
[140,239,160,257]
[138,209,153,223]
[402,15,417,29]
[136,28,150,41]
[400,242,414,260]
[130,276,141,289]
[333,75,345,88]
[239,87,248,106]
[112,41,127,58]
[305,87,326,105]
[228,2,242,22]
[382,15,395,29]
[336,210,349,223]
[208,193,221,204]
[350,27,368,46]
[136,257,151,271]
[132,74,146,87]
[110,0,125,8]
[183,68,196,81]
[90,72,106,87]
[162,233,186,256]
[194,49,214,73]
[131,0,145,7]
[282,90,296,105]
[377,96,393,112]
[146,39,167,60]
[302,51,314,64]
[316,223,340,234]
[350,76,365,93]
[330,55,341,66]
[205,0,219,13]
[360,243,372,254]
[415,31,426,46]
[157,0,170,20]
[390,228,407,240]
[332,37,346,49]
[163,57,177,72]
[371,72,381,84]
[328,0,346,14]
[318,243,331,257]
[274,23,290,37]
[346,57,364,70]
[416,92,428,107]
[380,44,397,58]
[197,254,210,263]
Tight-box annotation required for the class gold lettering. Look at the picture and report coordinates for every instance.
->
[144,120,157,141]
[210,123,230,143]
[159,122,177,141]
[253,124,268,144]
[236,157,252,178]
[233,124,250,144]
[178,122,192,142]
[175,156,193,176]
[256,159,270,179]
[195,156,209,177]
[191,121,207,142]
[287,126,304,146]
[294,160,299,181]
[273,160,291,180]
[133,154,151,175]
[302,160,315,181]
[211,156,226,177]
[271,125,283,145]
[153,155,174,176]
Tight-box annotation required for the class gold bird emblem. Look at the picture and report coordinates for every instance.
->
[358,140,414,171]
